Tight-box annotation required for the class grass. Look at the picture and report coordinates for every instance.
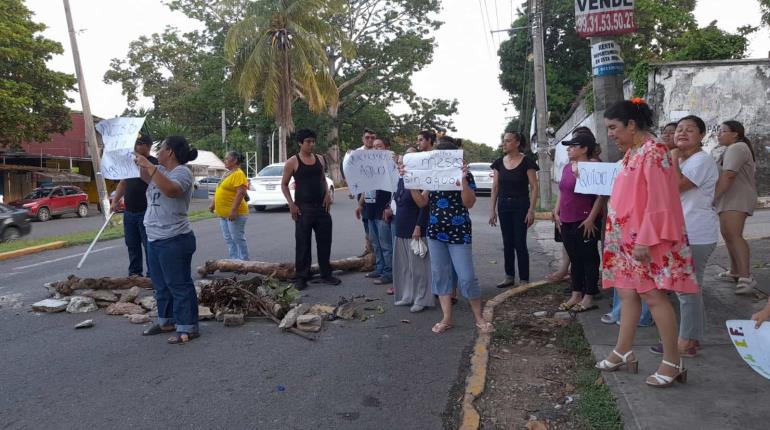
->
[557,323,624,430]
[0,210,214,254]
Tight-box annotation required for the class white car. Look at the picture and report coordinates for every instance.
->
[247,163,335,211]
[468,162,493,193]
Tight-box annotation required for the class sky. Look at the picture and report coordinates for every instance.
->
[26,0,770,148]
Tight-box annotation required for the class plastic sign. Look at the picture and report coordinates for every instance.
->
[95,117,146,180]
[575,0,636,38]
[591,40,625,77]
[726,320,770,380]
[573,161,621,196]
[342,149,399,194]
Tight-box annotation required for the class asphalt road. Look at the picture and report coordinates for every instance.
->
[0,192,551,430]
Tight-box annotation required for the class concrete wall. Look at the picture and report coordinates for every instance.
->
[647,59,770,196]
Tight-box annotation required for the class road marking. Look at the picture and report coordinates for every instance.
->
[13,246,119,271]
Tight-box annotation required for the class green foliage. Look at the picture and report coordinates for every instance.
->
[629,62,649,98]
[0,0,76,149]
[460,139,499,163]
[762,0,770,27]
[664,21,754,62]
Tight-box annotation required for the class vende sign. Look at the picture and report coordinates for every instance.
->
[575,0,636,38]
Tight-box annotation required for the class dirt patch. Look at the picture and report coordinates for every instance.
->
[475,285,622,430]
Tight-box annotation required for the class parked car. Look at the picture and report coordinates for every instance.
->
[194,176,222,193]
[0,203,32,242]
[8,186,89,222]
[468,162,493,194]
[247,163,335,211]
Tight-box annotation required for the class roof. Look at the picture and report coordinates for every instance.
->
[0,164,90,182]
[149,149,226,169]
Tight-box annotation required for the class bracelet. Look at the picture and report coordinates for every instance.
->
[149,167,157,180]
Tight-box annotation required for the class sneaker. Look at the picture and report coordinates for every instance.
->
[496,277,516,288]
[394,300,410,306]
[373,278,392,285]
[295,278,308,291]
[649,342,664,355]
[410,304,425,313]
[600,313,617,324]
[365,272,381,279]
[650,342,698,357]
[735,277,757,295]
[385,287,395,295]
[312,275,341,285]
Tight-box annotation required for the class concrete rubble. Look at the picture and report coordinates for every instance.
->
[65,296,98,314]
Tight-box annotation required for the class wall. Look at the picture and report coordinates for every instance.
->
[20,112,88,158]
[647,59,770,196]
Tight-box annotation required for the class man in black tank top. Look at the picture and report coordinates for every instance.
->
[281,129,341,290]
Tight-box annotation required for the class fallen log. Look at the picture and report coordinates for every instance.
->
[196,253,375,279]
[48,275,152,296]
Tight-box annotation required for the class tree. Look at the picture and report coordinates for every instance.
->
[225,0,339,162]
[665,21,754,62]
[0,0,76,149]
[762,0,770,27]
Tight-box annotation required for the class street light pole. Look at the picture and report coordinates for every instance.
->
[529,0,552,210]
[63,0,109,221]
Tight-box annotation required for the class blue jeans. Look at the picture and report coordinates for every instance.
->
[147,232,199,333]
[428,239,480,299]
[368,218,393,281]
[610,289,653,326]
[219,216,249,260]
[123,210,149,276]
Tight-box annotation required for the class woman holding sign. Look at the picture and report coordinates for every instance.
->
[135,136,200,344]
[408,136,494,334]
[489,131,539,288]
[595,99,697,388]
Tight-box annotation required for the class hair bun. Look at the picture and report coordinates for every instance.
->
[187,148,198,162]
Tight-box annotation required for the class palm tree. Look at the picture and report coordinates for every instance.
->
[225,0,339,161]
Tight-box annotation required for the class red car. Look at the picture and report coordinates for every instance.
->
[9,186,89,222]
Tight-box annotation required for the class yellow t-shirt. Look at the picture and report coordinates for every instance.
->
[214,169,249,217]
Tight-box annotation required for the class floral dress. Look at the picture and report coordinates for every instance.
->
[602,139,698,293]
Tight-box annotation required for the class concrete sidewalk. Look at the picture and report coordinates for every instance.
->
[579,238,770,429]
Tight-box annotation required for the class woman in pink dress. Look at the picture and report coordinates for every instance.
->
[595,99,698,388]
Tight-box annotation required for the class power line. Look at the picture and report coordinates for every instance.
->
[477,0,493,58]
[494,0,502,44]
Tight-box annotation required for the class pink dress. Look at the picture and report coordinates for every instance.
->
[602,139,698,293]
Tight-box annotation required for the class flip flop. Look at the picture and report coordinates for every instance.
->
[432,322,453,334]
[142,324,175,336]
[572,303,598,313]
[167,332,200,344]
[558,302,575,311]
[476,322,496,333]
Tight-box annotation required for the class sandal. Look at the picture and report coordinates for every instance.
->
[558,302,575,311]
[715,270,739,282]
[431,322,453,334]
[142,324,175,336]
[646,359,687,387]
[572,303,598,313]
[735,277,757,295]
[595,349,638,373]
[475,322,496,333]
[167,332,200,344]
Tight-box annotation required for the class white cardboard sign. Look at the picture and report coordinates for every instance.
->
[95,117,147,180]
[573,161,621,196]
[342,149,399,195]
[726,320,770,380]
[402,150,463,191]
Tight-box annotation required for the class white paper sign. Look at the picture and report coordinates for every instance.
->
[403,150,463,191]
[342,149,399,195]
[95,117,147,180]
[726,320,770,379]
[573,161,621,196]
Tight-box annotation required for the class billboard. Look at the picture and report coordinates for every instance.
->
[575,0,636,38]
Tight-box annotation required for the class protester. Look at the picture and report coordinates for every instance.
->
[210,150,249,260]
[660,122,678,150]
[489,131,539,288]
[281,129,340,290]
[714,120,758,294]
[648,115,718,358]
[135,136,200,344]
[356,138,394,289]
[392,146,434,312]
[110,133,157,277]
[357,129,377,256]
[595,99,697,388]
[417,130,436,152]
[408,136,494,334]
[554,133,604,312]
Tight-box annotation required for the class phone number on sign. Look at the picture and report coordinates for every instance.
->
[576,11,635,37]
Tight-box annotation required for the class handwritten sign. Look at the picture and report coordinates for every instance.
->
[95,117,146,180]
[726,320,770,379]
[342,149,399,195]
[574,161,621,196]
[403,150,463,191]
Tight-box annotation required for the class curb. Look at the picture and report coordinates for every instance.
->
[459,279,551,430]
[0,241,67,262]
[534,211,552,221]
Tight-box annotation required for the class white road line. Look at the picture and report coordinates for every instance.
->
[13,246,119,271]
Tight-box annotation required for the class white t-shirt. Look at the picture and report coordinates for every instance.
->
[679,151,719,245]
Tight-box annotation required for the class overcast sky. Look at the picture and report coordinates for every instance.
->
[26,0,770,148]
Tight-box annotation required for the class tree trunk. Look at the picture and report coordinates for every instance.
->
[325,102,344,185]
[48,275,152,296]
[196,254,375,278]
[279,125,288,162]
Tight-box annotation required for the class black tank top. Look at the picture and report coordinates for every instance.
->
[293,154,325,206]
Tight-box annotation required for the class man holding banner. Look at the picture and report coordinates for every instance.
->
[110,133,157,277]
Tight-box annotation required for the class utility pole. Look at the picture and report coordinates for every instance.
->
[529,0,552,209]
[221,108,227,153]
[63,0,109,221]
[590,36,624,163]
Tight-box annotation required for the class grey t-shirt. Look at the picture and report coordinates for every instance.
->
[144,165,194,241]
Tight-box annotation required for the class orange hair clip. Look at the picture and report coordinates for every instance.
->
[630,97,646,105]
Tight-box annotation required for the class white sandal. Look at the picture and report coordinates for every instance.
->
[715,270,739,282]
[646,359,687,387]
[735,277,757,295]
[595,349,638,373]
